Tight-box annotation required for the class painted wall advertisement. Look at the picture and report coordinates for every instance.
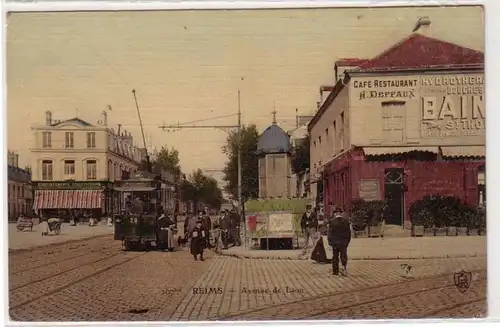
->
[420,75,484,138]
[353,74,484,140]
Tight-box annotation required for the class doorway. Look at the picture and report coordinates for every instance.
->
[384,168,405,226]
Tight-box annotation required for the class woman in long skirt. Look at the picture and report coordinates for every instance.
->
[190,219,206,261]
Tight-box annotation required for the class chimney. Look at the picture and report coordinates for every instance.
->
[102,110,108,126]
[45,111,52,126]
[413,16,431,35]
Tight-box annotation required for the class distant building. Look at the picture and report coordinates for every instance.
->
[288,111,314,199]
[8,151,33,219]
[308,23,485,227]
[30,110,146,217]
[256,113,292,199]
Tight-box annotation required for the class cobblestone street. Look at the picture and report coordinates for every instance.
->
[9,235,486,321]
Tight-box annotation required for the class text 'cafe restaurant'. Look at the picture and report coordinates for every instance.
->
[309,33,485,228]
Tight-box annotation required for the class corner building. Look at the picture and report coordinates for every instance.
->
[308,33,485,227]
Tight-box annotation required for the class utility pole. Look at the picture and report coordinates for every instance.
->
[237,89,243,246]
[158,90,245,248]
[132,89,152,172]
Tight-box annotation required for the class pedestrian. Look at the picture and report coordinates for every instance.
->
[190,218,206,261]
[220,209,231,249]
[201,208,212,248]
[157,210,176,251]
[185,214,198,247]
[327,207,351,276]
[301,204,319,251]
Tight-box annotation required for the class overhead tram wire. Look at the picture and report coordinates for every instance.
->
[159,113,239,131]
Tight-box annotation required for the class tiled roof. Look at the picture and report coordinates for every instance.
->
[357,34,484,71]
[335,58,368,67]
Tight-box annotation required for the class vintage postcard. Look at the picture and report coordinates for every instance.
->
[6,3,486,322]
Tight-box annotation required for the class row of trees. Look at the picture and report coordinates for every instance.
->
[141,147,223,210]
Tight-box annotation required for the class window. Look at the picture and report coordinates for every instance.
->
[87,132,96,148]
[42,160,53,181]
[64,160,75,175]
[42,132,52,148]
[65,132,74,148]
[86,160,97,180]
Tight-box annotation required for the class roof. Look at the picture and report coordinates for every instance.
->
[356,34,484,71]
[335,58,368,67]
[8,165,31,183]
[309,34,484,132]
[256,124,291,155]
[51,117,94,127]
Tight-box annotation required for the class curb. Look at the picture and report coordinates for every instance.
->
[8,234,112,255]
[215,251,485,261]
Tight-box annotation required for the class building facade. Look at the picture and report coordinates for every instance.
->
[31,111,146,217]
[8,151,33,220]
[308,30,484,227]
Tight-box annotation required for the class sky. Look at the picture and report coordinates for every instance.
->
[6,6,484,185]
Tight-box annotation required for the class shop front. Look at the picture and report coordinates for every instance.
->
[323,147,484,227]
[32,181,113,219]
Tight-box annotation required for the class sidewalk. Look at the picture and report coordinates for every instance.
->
[218,235,486,260]
[8,222,114,251]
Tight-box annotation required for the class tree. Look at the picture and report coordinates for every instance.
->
[182,169,223,210]
[156,146,181,175]
[291,134,310,197]
[139,146,181,175]
[291,134,310,174]
[222,124,259,202]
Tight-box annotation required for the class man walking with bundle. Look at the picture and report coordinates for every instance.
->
[327,207,351,276]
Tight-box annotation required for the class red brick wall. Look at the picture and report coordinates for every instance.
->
[324,148,484,223]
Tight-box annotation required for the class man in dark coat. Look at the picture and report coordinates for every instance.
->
[219,209,231,249]
[201,209,212,248]
[190,219,206,261]
[301,204,318,251]
[327,207,351,276]
[157,210,175,251]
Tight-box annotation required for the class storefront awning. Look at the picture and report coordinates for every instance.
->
[34,190,104,210]
[363,147,439,156]
[440,146,485,158]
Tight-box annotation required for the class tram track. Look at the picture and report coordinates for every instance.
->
[222,269,485,320]
[10,248,124,291]
[307,278,486,319]
[9,239,118,277]
[417,298,487,318]
[9,236,115,274]
[10,251,146,310]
